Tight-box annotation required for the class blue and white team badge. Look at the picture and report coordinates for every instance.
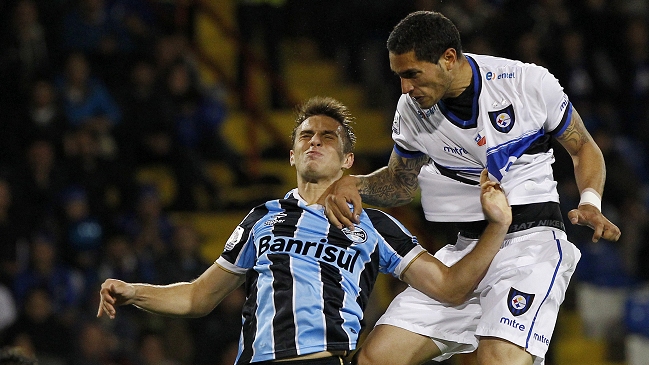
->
[341,227,367,244]
[507,287,535,316]
[488,105,515,133]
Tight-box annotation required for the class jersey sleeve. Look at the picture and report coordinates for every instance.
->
[391,95,427,156]
[365,209,426,278]
[216,205,268,274]
[537,68,572,137]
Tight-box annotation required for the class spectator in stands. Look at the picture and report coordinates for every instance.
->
[0,0,51,101]
[115,58,221,211]
[236,0,288,109]
[3,287,72,363]
[56,51,121,159]
[12,233,80,317]
[14,139,67,237]
[0,176,29,281]
[62,127,134,219]
[136,331,181,365]
[18,80,67,155]
[97,233,156,290]
[155,223,208,285]
[61,0,136,90]
[115,185,174,260]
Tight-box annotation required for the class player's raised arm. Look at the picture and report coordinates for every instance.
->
[97,263,245,319]
[555,107,621,242]
[401,170,511,305]
[322,149,428,229]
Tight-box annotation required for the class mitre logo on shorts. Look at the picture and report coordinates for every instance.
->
[507,287,535,316]
[488,105,515,133]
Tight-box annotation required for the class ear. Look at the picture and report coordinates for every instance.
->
[341,153,354,170]
[289,150,295,166]
[442,48,458,70]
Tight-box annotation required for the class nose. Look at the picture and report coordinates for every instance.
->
[400,78,414,94]
[309,134,322,146]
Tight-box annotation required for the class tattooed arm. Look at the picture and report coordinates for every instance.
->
[322,149,429,229]
[556,107,621,242]
[358,150,430,207]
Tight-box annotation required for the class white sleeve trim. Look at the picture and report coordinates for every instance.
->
[215,256,248,275]
[394,245,427,278]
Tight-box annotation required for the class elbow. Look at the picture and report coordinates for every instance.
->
[436,288,469,306]
[423,285,469,306]
[445,292,470,306]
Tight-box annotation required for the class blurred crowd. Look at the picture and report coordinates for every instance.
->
[0,0,648,364]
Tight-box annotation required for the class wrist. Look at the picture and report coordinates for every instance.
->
[578,188,601,212]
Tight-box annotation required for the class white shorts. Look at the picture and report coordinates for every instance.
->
[376,228,581,364]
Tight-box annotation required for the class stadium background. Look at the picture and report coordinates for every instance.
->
[0,0,648,364]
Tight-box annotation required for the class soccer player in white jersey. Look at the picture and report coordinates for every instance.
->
[97,97,512,365]
[322,11,621,365]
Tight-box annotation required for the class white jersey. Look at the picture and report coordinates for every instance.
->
[392,53,572,222]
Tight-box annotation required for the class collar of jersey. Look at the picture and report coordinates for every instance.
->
[437,55,482,129]
[287,188,325,210]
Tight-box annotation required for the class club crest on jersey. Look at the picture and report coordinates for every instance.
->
[489,105,515,133]
[341,227,367,243]
[392,112,401,134]
[507,288,535,316]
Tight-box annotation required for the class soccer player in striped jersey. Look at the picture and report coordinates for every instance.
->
[323,11,621,365]
[98,97,512,365]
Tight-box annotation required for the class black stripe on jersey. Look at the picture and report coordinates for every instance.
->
[365,209,418,257]
[269,254,298,357]
[394,144,427,159]
[433,162,480,186]
[272,198,303,238]
[239,269,260,365]
[320,261,351,350]
[523,133,551,155]
[549,103,571,136]
[222,204,269,263]
[327,226,353,248]
[355,246,380,313]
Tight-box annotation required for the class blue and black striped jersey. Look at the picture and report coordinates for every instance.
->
[216,189,425,364]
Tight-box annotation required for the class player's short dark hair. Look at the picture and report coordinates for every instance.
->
[387,11,463,64]
[292,97,356,154]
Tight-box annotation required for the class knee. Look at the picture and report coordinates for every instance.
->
[477,338,533,365]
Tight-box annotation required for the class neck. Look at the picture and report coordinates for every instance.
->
[296,173,343,204]
[447,56,473,98]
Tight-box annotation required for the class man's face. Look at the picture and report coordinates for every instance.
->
[389,50,451,109]
[290,115,353,183]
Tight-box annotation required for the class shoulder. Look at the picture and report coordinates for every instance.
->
[239,201,274,227]
[469,53,551,79]
[364,208,411,236]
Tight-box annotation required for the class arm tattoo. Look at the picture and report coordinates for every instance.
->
[358,154,430,207]
[556,115,592,155]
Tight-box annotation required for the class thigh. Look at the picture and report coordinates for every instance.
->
[354,325,440,365]
[476,231,580,361]
[477,337,533,365]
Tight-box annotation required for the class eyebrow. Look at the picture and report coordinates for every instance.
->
[299,129,340,137]
[394,68,420,78]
